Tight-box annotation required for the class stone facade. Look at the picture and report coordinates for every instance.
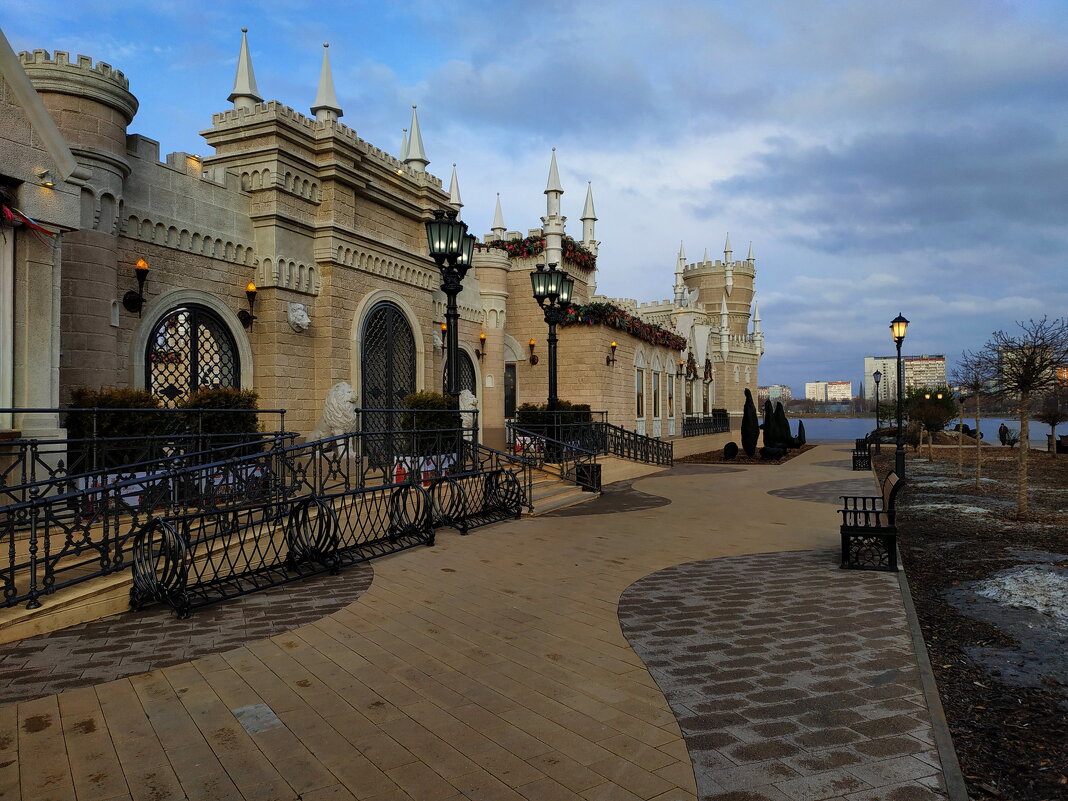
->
[0,30,764,446]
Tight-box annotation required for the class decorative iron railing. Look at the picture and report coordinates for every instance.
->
[0,405,288,505]
[1,413,482,610]
[601,423,673,466]
[507,425,600,490]
[682,412,730,437]
[474,444,535,513]
[131,468,524,618]
[506,418,672,467]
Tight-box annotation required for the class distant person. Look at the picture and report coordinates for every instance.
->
[998,422,1008,446]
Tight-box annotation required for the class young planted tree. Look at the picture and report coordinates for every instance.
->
[982,317,1068,520]
[741,389,759,458]
[952,350,995,486]
[1032,380,1068,457]
[905,385,956,459]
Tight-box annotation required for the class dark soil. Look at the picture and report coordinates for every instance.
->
[677,442,816,465]
[878,447,1068,800]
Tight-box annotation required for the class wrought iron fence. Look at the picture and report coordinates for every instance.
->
[474,444,535,513]
[1,413,484,610]
[131,468,524,617]
[682,412,730,437]
[0,405,288,505]
[507,425,599,490]
[601,423,673,466]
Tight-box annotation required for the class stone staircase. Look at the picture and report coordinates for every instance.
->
[528,471,596,515]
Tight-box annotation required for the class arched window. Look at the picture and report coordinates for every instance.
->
[361,301,416,432]
[443,350,477,397]
[145,304,239,406]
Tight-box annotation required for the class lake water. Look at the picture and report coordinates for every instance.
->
[792,416,1050,444]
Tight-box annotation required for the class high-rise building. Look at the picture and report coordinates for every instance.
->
[864,355,946,400]
[825,381,852,402]
[758,385,791,405]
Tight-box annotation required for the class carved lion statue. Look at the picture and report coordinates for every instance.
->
[307,381,357,442]
[288,302,311,332]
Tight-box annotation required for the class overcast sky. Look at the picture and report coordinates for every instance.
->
[5,0,1067,395]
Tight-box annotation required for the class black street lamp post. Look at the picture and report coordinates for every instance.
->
[873,369,882,454]
[426,209,476,417]
[890,314,909,479]
[530,262,575,446]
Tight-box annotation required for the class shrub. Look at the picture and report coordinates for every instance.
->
[402,391,459,455]
[796,419,807,446]
[178,387,261,456]
[741,389,759,458]
[515,400,592,426]
[66,387,166,470]
[774,402,791,451]
[1004,428,1021,448]
[722,442,739,460]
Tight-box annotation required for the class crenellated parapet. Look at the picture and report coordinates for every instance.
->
[19,49,138,122]
[207,101,443,188]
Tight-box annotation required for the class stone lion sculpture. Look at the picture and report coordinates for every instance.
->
[459,389,478,437]
[288,302,311,332]
[307,381,357,443]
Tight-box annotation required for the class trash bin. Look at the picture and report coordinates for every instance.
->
[574,463,601,492]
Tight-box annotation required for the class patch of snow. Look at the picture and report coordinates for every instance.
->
[975,566,1068,626]
[910,503,990,514]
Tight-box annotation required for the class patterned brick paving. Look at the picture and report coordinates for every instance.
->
[0,562,373,705]
[619,551,947,801]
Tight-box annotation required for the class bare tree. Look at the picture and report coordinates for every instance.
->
[982,317,1068,519]
[952,351,995,486]
[1033,379,1068,456]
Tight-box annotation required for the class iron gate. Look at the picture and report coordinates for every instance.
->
[146,304,239,405]
[361,302,416,466]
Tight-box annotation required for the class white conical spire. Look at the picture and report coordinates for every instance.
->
[724,232,734,296]
[581,182,596,220]
[545,148,564,195]
[674,241,688,306]
[448,164,462,211]
[310,43,343,122]
[753,299,761,324]
[404,105,428,172]
[703,248,709,264]
[491,193,506,239]
[228,28,263,111]
[747,240,754,264]
[581,182,597,244]
[724,232,733,261]
[399,128,408,161]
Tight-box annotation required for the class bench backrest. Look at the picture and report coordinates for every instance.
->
[882,471,900,509]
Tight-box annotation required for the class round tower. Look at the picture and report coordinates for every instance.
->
[19,50,138,398]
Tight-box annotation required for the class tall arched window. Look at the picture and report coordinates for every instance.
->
[443,350,477,397]
[361,301,416,433]
[145,304,239,406]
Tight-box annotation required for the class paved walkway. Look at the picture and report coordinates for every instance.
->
[0,445,955,801]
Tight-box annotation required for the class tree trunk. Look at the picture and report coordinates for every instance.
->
[1017,393,1029,520]
[1051,424,1058,458]
[957,409,963,476]
[974,400,982,488]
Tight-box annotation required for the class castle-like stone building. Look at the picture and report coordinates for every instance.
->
[0,28,762,448]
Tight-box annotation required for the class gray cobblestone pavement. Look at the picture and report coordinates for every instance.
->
[619,551,948,801]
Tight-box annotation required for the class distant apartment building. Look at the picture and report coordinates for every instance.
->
[826,381,853,402]
[758,385,792,405]
[805,381,851,402]
[864,355,947,399]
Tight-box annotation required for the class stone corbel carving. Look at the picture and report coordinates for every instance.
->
[288,302,311,332]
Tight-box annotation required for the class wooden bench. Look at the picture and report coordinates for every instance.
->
[852,437,872,471]
[840,471,901,571]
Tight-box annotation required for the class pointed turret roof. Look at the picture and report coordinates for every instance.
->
[724,231,732,256]
[545,148,563,195]
[581,182,597,220]
[228,28,263,107]
[399,128,408,160]
[678,241,686,262]
[404,105,428,170]
[703,248,709,264]
[492,194,506,232]
[310,43,342,121]
[448,164,462,210]
[747,241,754,261]
[721,295,729,315]
[753,300,761,322]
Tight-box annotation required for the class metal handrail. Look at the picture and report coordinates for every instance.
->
[600,422,673,466]
[508,424,598,489]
